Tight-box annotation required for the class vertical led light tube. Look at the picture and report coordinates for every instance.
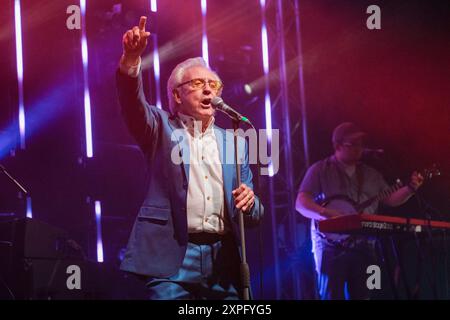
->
[14,0,25,149]
[150,1,161,109]
[260,0,273,176]
[150,0,157,12]
[201,0,209,67]
[153,36,162,109]
[95,200,104,263]
[26,196,32,218]
[80,0,93,158]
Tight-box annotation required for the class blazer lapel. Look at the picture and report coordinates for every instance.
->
[168,115,190,182]
[214,126,235,214]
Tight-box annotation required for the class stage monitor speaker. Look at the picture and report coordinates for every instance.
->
[0,218,148,300]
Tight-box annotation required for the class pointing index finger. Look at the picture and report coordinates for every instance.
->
[139,16,147,31]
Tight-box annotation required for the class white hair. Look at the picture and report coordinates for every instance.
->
[166,57,221,113]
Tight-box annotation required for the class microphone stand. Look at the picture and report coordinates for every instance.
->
[215,101,261,299]
[232,118,251,300]
[0,164,28,195]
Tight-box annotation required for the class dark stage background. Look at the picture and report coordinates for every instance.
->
[0,0,449,299]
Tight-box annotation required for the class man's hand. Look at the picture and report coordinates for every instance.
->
[408,171,424,192]
[121,16,151,66]
[232,183,255,214]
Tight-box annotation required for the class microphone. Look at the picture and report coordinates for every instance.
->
[211,97,252,125]
[363,148,384,155]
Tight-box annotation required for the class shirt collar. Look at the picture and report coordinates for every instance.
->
[331,155,360,176]
[177,112,215,137]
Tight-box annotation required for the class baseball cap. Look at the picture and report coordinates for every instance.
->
[332,122,366,144]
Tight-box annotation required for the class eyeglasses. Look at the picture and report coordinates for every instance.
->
[176,78,223,92]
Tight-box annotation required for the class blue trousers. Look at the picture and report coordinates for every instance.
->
[145,235,241,300]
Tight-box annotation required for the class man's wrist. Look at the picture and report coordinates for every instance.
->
[243,202,255,215]
[120,53,140,67]
[119,54,141,77]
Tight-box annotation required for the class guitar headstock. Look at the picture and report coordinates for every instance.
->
[421,164,441,180]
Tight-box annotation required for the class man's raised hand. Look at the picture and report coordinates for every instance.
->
[122,16,151,66]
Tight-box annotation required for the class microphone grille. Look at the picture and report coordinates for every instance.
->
[211,97,223,107]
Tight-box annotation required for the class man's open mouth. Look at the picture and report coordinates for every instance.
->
[200,98,212,108]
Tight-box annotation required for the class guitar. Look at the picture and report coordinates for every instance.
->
[315,164,441,243]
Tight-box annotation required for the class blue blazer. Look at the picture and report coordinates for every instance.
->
[116,70,264,278]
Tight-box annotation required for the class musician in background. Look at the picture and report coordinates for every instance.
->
[295,122,424,300]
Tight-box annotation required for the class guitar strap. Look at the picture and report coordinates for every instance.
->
[334,158,365,206]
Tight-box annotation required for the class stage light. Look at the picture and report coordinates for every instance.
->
[153,38,162,109]
[260,0,274,176]
[150,1,162,109]
[150,0,157,12]
[14,0,25,149]
[201,0,209,67]
[244,84,253,95]
[261,26,269,75]
[223,82,256,101]
[26,196,32,218]
[95,200,104,263]
[80,0,93,158]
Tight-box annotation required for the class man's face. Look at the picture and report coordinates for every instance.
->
[173,66,222,123]
[336,137,364,164]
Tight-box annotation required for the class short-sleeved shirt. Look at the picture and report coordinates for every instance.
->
[299,155,388,251]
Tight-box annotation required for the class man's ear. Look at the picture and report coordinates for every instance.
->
[333,143,340,152]
[173,89,182,104]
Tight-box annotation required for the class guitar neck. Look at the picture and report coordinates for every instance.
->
[357,180,403,211]
[325,165,439,213]
[376,180,404,203]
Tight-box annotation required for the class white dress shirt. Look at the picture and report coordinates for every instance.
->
[177,113,228,234]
